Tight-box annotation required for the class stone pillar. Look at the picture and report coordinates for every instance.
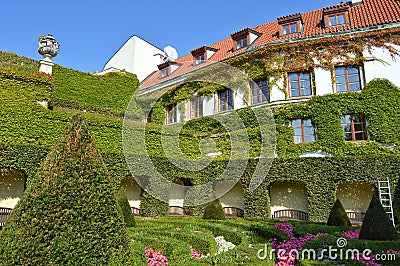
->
[39,57,54,75]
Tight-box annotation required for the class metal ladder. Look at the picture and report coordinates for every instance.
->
[377,179,395,227]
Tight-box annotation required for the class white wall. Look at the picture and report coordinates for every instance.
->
[336,182,375,213]
[215,182,245,210]
[203,96,215,116]
[0,169,25,209]
[314,68,333,96]
[233,88,246,110]
[269,78,286,102]
[102,36,164,82]
[169,180,185,207]
[270,182,309,215]
[121,177,141,209]
[363,44,400,87]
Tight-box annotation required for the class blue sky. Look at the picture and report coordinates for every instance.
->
[1,1,340,73]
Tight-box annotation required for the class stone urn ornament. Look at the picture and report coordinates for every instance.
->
[38,34,59,74]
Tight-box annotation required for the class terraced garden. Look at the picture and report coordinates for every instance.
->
[127,217,400,265]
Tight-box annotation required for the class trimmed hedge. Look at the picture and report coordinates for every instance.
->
[0,115,133,265]
[327,199,352,226]
[202,199,226,220]
[359,195,398,240]
[116,186,136,227]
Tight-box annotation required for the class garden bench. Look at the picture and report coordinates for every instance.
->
[223,207,244,218]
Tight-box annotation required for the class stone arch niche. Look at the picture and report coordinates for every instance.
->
[270,181,309,220]
[336,182,376,224]
[169,178,192,216]
[120,176,142,216]
[0,169,26,209]
[214,181,245,217]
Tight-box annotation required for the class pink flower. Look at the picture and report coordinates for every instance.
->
[175,227,181,231]
[144,247,168,266]
[190,245,203,259]
[341,229,360,239]
[270,223,327,266]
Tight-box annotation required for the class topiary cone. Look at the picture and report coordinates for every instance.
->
[359,195,398,240]
[202,198,226,220]
[116,186,136,227]
[327,198,351,226]
[0,114,133,265]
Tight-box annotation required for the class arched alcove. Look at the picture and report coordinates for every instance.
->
[336,182,376,224]
[270,181,309,220]
[120,176,142,216]
[214,181,244,217]
[0,169,26,209]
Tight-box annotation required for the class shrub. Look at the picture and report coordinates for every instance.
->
[116,186,136,227]
[251,224,289,243]
[202,199,226,220]
[359,195,398,240]
[0,114,133,265]
[327,199,351,226]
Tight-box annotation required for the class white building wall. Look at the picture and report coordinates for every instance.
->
[314,68,333,96]
[121,177,141,209]
[233,88,246,110]
[270,182,309,216]
[269,78,286,102]
[0,169,25,209]
[215,182,245,210]
[102,36,164,82]
[363,44,400,87]
[203,96,215,116]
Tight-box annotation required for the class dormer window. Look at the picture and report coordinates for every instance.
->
[237,37,248,49]
[158,61,181,78]
[277,13,303,37]
[230,28,261,50]
[323,3,350,28]
[161,67,170,77]
[191,46,218,65]
[283,23,298,35]
[195,54,205,64]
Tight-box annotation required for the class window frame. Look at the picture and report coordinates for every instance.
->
[217,88,234,112]
[161,67,170,78]
[236,36,248,49]
[334,66,362,92]
[190,95,203,119]
[291,118,317,143]
[340,114,368,142]
[323,10,350,28]
[251,79,269,105]
[195,53,205,65]
[329,13,346,26]
[166,104,178,124]
[288,71,313,98]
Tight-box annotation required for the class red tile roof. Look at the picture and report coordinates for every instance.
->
[139,0,400,92]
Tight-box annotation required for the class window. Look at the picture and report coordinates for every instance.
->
[166,104,178,124]
[335,66,361,92]
[161,67,170,78]
[341,114,367,141]
[288,72,312,97]
[251,79,269,104]
[195,54,205,65]
[291,118,316,143]
[190,96,203,119]
[237,37,248,49]
[329,14,345,26]
[283,23,298,35]
[218,88,233,112]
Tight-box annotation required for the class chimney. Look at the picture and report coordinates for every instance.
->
[351,0,363,6]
